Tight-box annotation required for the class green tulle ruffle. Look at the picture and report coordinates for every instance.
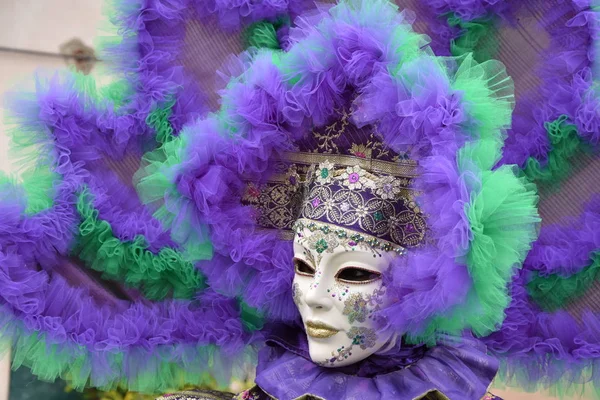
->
[452,54,514,149]
[243,20,282,50]
[1,316,254,393]
[146,100,176,145]
[0,167,58,215]
[524,115,583,183]
[75,187,206,300]
[448,14,499,62]
[463,164,540,335]
[494,359,595,400]
[527,252,600,312]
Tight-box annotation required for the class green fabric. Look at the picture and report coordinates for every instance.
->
[100,79,133,109]
[20,168,58,214]
[527,252,600,312]
[0,167,57,215]
[448,14,499,62]
[494,359,595,400]
[239,301,265,332]
[524,115,582,183]
[463,164,540,336]
[1,319,247,393]
[243,21,281,50]
[452,54,514,154]
[146,100,176,145]
[75,186,206,300]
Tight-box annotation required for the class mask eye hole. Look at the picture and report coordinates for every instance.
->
[294,258,316,277]
[336,267,381,284]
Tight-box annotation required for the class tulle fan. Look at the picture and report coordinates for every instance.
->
[8,0,600,396]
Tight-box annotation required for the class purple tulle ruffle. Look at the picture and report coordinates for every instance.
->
[194,0,312,31]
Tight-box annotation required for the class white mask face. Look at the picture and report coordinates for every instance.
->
[292,226,398,368]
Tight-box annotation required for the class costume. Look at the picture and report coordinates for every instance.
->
[0,0,598,399]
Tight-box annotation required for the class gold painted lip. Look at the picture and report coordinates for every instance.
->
[305,321,340,339]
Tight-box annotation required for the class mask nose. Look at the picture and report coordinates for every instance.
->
[304,281,334,311]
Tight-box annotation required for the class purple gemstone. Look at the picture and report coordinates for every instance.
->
[348,172,360,183]
[348,241,357,246]
[289,176,297,185]
[311,198,321,207]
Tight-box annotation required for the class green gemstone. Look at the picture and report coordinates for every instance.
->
[315,239,328,254]
[320,168,329,179]
[374,211,384,221]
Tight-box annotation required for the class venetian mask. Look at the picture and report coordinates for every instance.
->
[292,221,400,367]
[280,154,426,367]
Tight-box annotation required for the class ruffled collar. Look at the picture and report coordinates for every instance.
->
[255,325,498,400]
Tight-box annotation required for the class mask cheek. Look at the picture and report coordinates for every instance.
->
[341,284,387,326]
[292,279,309,311]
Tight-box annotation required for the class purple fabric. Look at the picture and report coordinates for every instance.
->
[424,0,511,22]
[87,169,177,252]
[5,72,146,164]
[0,248,255,352]
[256,326,498,400]
[524,195,600,277]
[482,272,600,388]
[194,0,313,31]
[104,0,207,138]
[0,170,81,270]
[104,0,312,137]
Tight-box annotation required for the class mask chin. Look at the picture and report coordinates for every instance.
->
[307,329,398,367]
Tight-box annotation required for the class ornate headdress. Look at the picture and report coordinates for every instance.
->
[242,104,426,255]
